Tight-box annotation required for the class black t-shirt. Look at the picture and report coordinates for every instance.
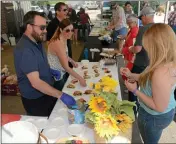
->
[46,17,72,58]
[134,23,154,69]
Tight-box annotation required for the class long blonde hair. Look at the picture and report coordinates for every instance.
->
[139,23,176,87]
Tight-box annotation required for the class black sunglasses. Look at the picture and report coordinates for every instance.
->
[62,8,68,12]
[65,29,74,33]
[30,24,47,31]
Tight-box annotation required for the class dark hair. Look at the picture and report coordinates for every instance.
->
[125,1,132,6]
[173,2,176,6]
[49,18,72,43]
[54,2,66,11]
[23,11,45,31]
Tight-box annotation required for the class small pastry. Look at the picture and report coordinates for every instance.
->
[73,91,82,96]
[67,84,75,88]
[84,90,92,95]
[71,79,78,84]
[95,73,100,77]
[92,65,98,69]
[94,69,99,74]
[82,66,88,69]
[84,75,91,79]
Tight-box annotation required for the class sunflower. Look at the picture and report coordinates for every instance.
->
[116,114,133,132]
[95,114,120,140]
[89,96,108,113]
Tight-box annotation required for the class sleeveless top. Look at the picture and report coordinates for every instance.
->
[47,44,68,80]
[139,77,176,115]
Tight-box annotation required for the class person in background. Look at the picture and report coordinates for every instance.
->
[107,2,127,42]
[121,23,176,143]
[154,5,165,23]
[47,2,73,60]
[168,2,176,34]
[48,19,86,90]
[14,11,76,116]
[121,6,155,113]
[121,14,139,81]
[68,5,79,44]
[44,4,53,21]
[124,1,134,18]
[78,8,91,42]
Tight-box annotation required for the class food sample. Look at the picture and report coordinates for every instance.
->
[83,71,88,76]
[104,69,111,73]
[71,79,78,84]
[67,84,75,89]
[83,75,91,79]
[73,91,82,96]
[94,69,99,74]
[92,65,98,69]
[107,74,112,78]
[84,90,92,95]
[82,66,88,70]
[95,73,100,77]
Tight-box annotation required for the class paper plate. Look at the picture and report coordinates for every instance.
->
[50,117,65,127]
[24,118,35,123]
[42,127,60,143]
[67,124,85,137]
[34,118,48,129]
[56,108,68,116]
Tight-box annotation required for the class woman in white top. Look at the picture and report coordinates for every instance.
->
[48,19,86,90]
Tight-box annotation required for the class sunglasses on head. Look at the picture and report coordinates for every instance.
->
[30,24,47,31]
[65,29,74,33]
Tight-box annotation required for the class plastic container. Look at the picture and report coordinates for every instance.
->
[83,48,89,60]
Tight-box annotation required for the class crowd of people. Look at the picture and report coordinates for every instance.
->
[13,1,176,143]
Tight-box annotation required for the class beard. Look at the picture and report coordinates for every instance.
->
[31,30,46,42]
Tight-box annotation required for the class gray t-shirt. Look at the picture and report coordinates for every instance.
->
[134,23,154,68]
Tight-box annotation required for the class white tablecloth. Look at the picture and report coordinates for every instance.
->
[42,62,122,143]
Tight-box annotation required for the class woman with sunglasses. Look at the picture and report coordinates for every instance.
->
[48,18,87,90]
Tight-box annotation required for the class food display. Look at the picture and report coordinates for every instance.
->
[55,137,89,143]
[67,84,75,89]
[73,91,82,96]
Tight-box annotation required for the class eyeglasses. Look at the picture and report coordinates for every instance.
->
[30,24,47,31]
[62,8,68,12]
[65,29,74,33]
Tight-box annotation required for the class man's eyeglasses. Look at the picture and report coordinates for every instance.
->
[30,24,47,31]
[65,29,74,33]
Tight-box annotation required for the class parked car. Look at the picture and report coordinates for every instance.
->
[82,1,99,10]
[101,1,112,18]
[31,6,43,12]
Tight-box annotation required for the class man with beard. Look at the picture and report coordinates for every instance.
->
[14,11,76,116]
[47,2,72,58]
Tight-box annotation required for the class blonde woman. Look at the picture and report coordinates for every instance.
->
[48,19,86,90]
[120,24,176,143]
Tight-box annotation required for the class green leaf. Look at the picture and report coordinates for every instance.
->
[85,111,96,125]
[119,105,135,121]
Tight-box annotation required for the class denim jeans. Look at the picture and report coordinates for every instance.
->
[138,107,175,144]
[113,27,127,42]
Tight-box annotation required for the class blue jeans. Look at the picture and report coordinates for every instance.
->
[170,25,176,34]
[113,27,127,42]
[138,107,175,144]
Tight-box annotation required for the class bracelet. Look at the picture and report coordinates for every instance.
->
[132,88,138,95]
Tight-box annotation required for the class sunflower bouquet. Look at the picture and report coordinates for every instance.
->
[86,76,136,141]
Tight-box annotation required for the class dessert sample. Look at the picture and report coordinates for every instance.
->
[83,75,91,79]
[67,84,75,89]
[82,66,88,70]
[71,79,78,84]
[92,65,98,69]
[84,90,92,95]
[95,73,100,77]
[73,91,82,96]
[94,69,99,74]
